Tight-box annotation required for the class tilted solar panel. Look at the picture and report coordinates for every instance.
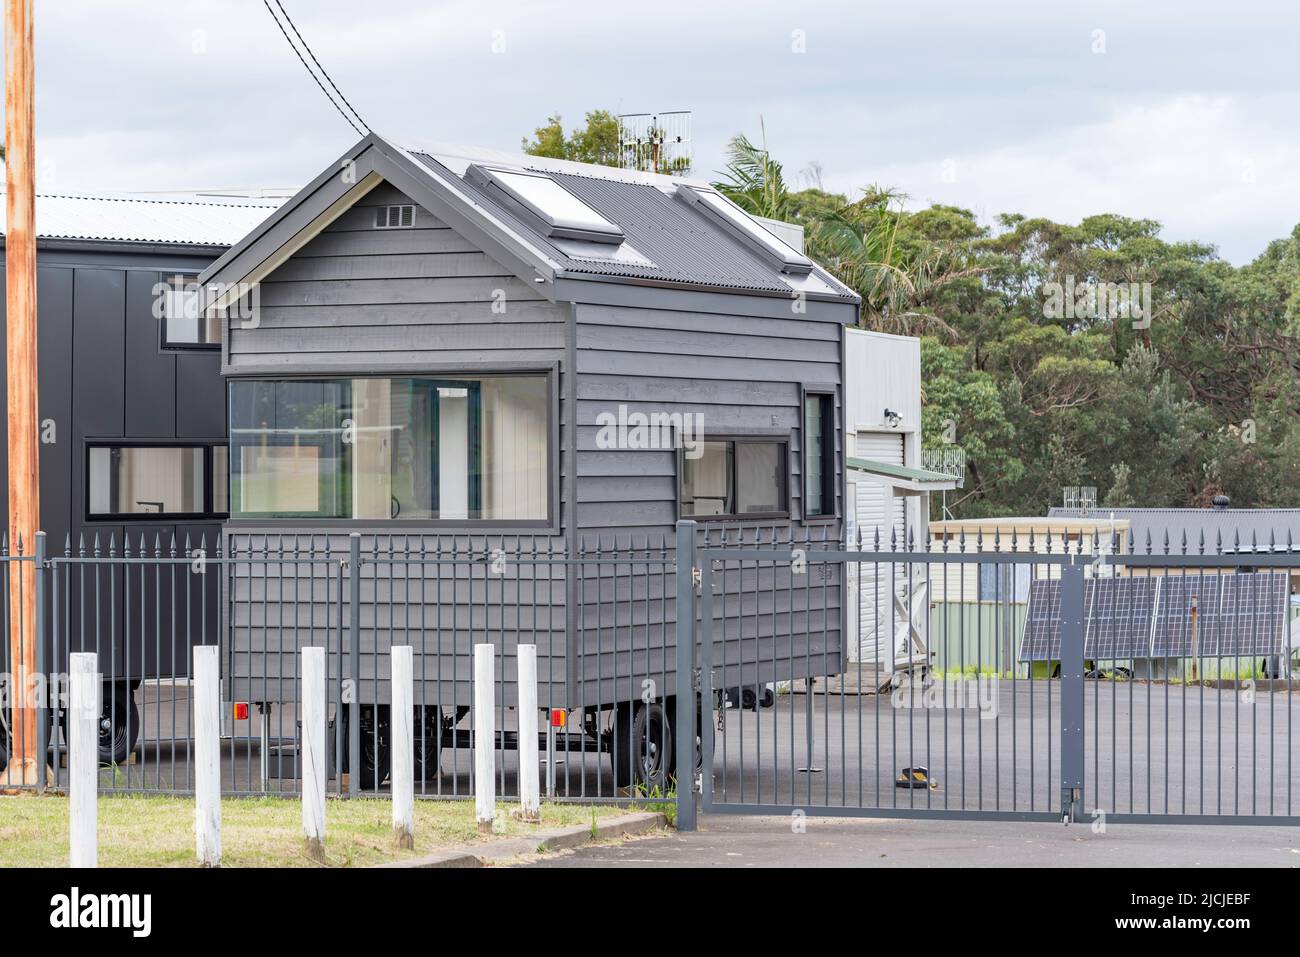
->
[1089,576,1158,660]
[1151,575,1217,657]
[1018,578,1061,661]
[1213,572,1289,657]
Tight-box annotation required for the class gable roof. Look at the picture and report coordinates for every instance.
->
[198,133,859,308]
[0,191,281,247]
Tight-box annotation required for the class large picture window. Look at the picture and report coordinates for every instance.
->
[679,438,788,520]
[228,374,551,522]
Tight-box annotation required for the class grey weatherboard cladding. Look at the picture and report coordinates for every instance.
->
[213,135,860,710]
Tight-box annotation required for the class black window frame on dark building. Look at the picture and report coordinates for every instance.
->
[158,272,222,351]
[677,434,791,522]
[802,387,837,520]
[85,441,231,523]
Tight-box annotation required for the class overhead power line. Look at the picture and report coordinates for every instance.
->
[262,0,370,137]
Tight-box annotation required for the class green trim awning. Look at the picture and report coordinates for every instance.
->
[846,456,958,492]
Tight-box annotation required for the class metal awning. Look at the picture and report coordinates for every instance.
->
[846,456,958,492]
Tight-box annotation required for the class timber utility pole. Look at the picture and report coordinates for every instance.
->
[5,0,39,786]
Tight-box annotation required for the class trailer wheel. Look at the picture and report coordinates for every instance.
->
[56,683,138,766]
[611,701,673,791]
[340,706,391,789]
[663,696,710,782]
[413,706,441,782]
[100,690,140,766]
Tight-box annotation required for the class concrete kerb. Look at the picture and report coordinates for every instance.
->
[371,811,667,868]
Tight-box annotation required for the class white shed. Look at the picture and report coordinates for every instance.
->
[843,328,956,669]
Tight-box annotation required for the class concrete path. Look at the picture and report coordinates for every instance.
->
[525,813,1300,867]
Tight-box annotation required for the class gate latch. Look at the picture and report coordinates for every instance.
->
[691,566,702,595]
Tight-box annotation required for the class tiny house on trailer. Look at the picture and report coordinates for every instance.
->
[0,191,278,765]
[200,135,860,786]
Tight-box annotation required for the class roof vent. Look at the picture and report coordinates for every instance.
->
[1213,494,1231,510]
[375,205,415,229]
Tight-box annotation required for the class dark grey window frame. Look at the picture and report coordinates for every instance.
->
[677,432,792,523]
[801,385,838,523]
[223,364,560,532]
[158,272,221,352]
[85,440,230,523]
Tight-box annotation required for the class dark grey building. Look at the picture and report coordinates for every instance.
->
[0,191,278,761]
[200,136,860,782]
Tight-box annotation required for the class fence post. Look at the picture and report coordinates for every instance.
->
[347,532,361,798]
[473,643,495,832]
[68,652,97,868]
[193,644,221,866]
[302,646,327,862]
[33,531,46,792]
[674,519,697,832]
[390,645,414,849]
[1060,560,1085,824]
[517,643,540,822]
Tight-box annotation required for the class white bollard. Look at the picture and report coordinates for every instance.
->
[193,645,222,866]
[473,643,495,832]
[68,653,99,868]
[390,645,414,849]
[301,646,327,862]
[517,644,540,822]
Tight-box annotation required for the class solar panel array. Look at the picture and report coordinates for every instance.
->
[1018,572,1289,661]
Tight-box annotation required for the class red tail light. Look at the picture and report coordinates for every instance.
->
[233,702,250,721]
[550,708,566,728]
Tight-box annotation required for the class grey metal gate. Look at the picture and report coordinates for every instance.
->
[677,531,1300,829]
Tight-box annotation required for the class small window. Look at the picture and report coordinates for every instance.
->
[375,205,415,229]
[212,445,229,515]
[470,165,624,245]
[805,393,835,517]
[978,564,1031,602]
[681,188,814,275]
[160,274,221,348]
[680,438,788,520]
[87,444,228,520]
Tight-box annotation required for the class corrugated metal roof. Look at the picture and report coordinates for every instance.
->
[0,191,281,247]
[1048,507,1300,547]
[407,146,857,302]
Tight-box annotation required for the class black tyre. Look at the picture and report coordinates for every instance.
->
[413,705,442,782]
[611,701,673,791]
[665,696,710,781]
[343,705,441,787]
[57,687,139,766]
[360,706,391,789]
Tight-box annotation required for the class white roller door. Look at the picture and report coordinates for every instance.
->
[849,432,908,665]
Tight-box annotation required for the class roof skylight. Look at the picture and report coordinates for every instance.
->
[470,165,624,245]
[680,187,814,275]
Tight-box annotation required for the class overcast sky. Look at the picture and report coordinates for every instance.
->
[15,0,1300,263]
